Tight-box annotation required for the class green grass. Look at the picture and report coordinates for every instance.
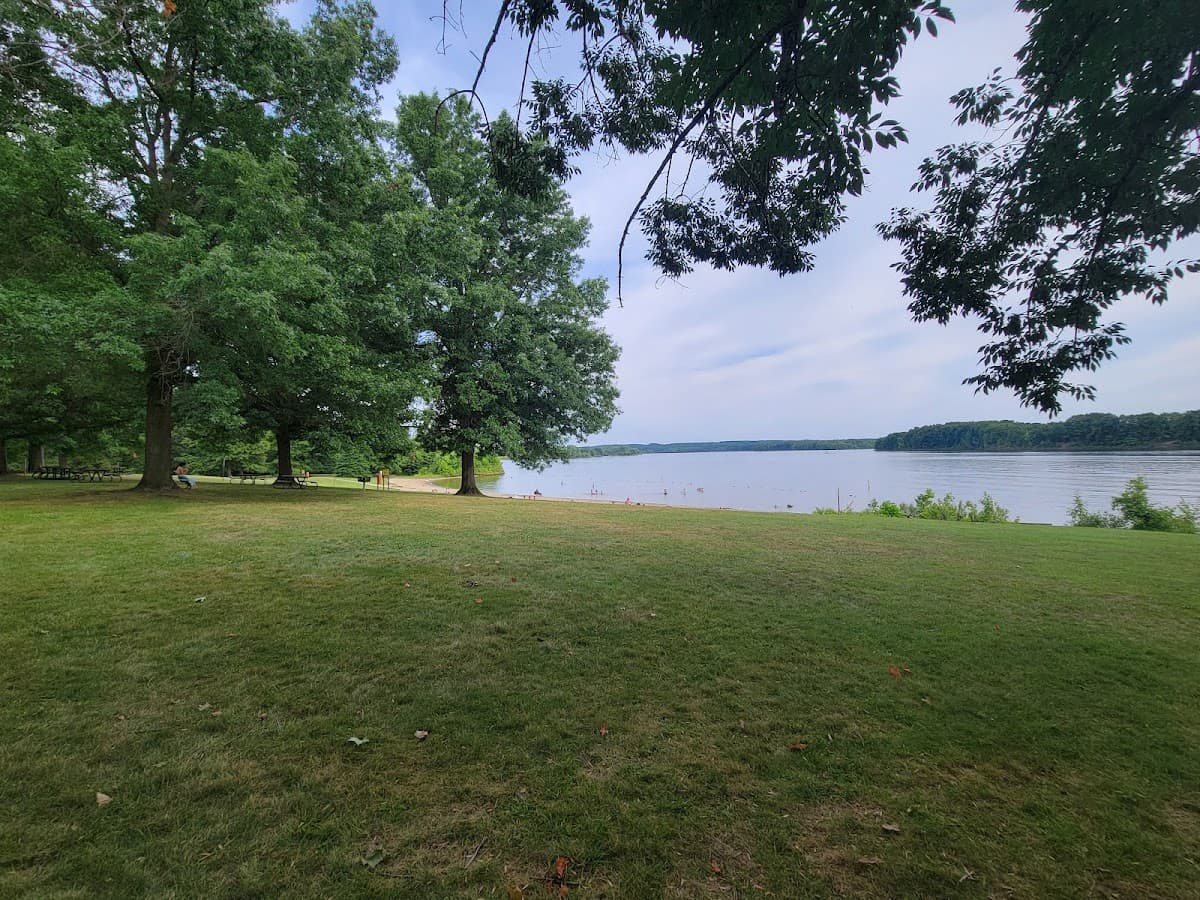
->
[1,478,1198,898]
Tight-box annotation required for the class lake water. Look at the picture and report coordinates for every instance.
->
[486,450,1200,524]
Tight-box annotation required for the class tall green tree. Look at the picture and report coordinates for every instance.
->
[179,147,420,486]
[395,96,619,495]
[11,0,396,489]
[880,0,1199,413]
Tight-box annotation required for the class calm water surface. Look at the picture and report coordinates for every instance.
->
[488,450,1200,524]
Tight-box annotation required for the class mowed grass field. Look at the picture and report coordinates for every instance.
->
[1,479,1197,899]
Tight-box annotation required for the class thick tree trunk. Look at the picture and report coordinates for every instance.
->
[456,449,484,496]
[135,372,177,491]
[272,425,299,487]
[30,443,46,471]
[0,437,7,475]
[57,451,68,467]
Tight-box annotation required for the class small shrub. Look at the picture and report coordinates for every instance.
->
[1068,478,1196,533]
[1068,495,1123,528]
[1111,477,1196,533]
[877,500,903,517]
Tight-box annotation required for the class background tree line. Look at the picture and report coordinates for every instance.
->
[875,410,1200,451]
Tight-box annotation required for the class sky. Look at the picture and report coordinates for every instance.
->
[288,1,1200,442]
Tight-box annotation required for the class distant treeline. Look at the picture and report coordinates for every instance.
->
[568,439,876,458]
[876,411,1200,452]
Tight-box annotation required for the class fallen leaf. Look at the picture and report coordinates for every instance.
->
[511,577,518,583]
[888,665,903,679]
[555,856,569,879]
[197,703,212,711]
[921,697,931,705]
[558,886,568,899]
[882,823,901,833]
[788,741,809,751]
[360,848,384,868]
[648,611,657,618]
[210,709,222,718]
[415,730,429,740]
[474,597,483,604]
[404,582,411,588]
[857,856,883,865]
[506,886,525,900]
[347,736,369,746]
[95,792,112,806]
[194,596,206,603]
[709,860,723,875]
[599,722,609,737]
[258,711,268,721]
[116,714,126,721]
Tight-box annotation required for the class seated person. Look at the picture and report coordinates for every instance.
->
[174,461,196,488]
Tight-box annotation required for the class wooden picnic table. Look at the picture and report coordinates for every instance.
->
[229,471,271,485]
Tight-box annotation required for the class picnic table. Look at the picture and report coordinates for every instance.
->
[229,471,271,485]
[33,465,124,481]
[271,474,318,489]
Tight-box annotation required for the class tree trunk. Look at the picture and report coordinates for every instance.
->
[135,371,176,491]
[57,451,68,467]
[457,448,484,496]
[272,425,299,487]
[0,437,7,475]
[30,443,46,471]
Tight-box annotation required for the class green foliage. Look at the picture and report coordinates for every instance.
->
[1067,495,1125,529]
[866,490,1013,523]
[7,0,401,487]
[880,1,1200,412]
[394,450,503,478]
[876,411,1200,451]
[876,500,904,517]
[1069,478,1196,533]
[490,1,953,291]
[394,96,619,481]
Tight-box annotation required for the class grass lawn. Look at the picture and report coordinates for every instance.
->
[1,478,1198,898]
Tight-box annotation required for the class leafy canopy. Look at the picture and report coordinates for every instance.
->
[476,0,954,294]
[394,95,620,476]
[879,0,1200,412]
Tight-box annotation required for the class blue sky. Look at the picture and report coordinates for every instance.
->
[287,1,1200,441]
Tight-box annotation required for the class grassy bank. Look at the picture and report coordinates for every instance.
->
[1,479,1197,898]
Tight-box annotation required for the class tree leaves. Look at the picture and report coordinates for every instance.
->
[881,1,1200,412]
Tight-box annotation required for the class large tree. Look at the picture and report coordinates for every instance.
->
[10,0,396,488]
[180,147,420,486]
[879,0,1199,413]
[395,96,619,495]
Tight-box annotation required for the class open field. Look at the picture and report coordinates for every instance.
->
[1,478,1198,898]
